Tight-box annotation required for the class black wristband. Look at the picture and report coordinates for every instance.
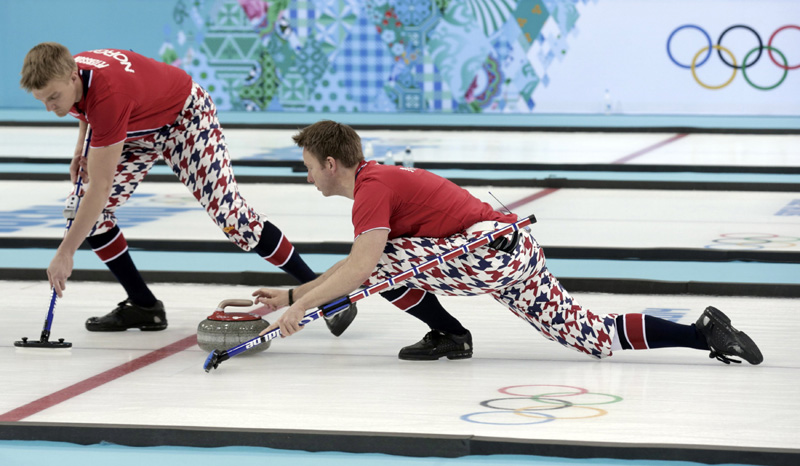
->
[288,288,294,306]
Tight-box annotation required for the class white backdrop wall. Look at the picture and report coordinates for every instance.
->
[534,0,799,115]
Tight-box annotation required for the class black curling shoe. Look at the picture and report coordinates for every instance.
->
[696,306,763,365]
[324,302,358,337]
[399,329,473,361]
[86,299,168,332]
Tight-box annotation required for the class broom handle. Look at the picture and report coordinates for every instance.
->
[39,126,92,341]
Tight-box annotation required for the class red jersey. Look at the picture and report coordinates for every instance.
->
[69,49,192,148]
[352,161,517,239]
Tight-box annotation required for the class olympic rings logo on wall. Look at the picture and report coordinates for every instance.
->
[460,385,623,426]
[667,24,798,90]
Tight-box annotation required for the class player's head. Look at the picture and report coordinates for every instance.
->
[20,42,80,117]
[292,120,364,168]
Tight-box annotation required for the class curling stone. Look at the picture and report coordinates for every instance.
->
[197,299,270,355]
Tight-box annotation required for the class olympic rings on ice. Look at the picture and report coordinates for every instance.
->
[705,233,800,250]
[460,384,623,426]
[667,24,798,90]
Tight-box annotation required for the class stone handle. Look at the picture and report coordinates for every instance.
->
[216,299,254,310]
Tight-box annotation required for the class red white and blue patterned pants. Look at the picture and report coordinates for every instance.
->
[364,221,616,359]
[88,83,265,251]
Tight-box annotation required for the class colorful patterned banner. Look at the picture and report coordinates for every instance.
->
[160,0,595,113]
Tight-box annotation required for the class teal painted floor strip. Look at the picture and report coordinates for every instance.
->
[0,441,763,466]
[428,169,800,184]
[3,163,800,184]
[3,107,799,131]
[2,249,798,285]
[546,258,800,285]
[0,248,343,274]
[0,163,297,177]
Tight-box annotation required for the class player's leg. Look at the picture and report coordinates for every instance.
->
[158,85,314,281]
[493,233,762,364]
[84,142,166,331]
[613,307,762,364]
[159,82,354,335]
[611,313,706,352]
[160,83,315,281]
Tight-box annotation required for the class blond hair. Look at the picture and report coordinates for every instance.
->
[292,120,363,168]
[20,42,76,91]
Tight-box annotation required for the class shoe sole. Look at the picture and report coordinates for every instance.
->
[85,324,168,332]
[141,324,168,331]
[398,351,472,361]
[702,307,763,365]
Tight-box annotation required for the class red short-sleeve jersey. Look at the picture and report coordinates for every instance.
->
[69,49,192,148]
[351,161,517,239]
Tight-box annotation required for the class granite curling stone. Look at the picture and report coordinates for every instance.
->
[197,299,271,355]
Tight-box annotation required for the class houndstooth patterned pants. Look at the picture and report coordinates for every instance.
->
[364,221,616,359]
[88,82,265,251]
